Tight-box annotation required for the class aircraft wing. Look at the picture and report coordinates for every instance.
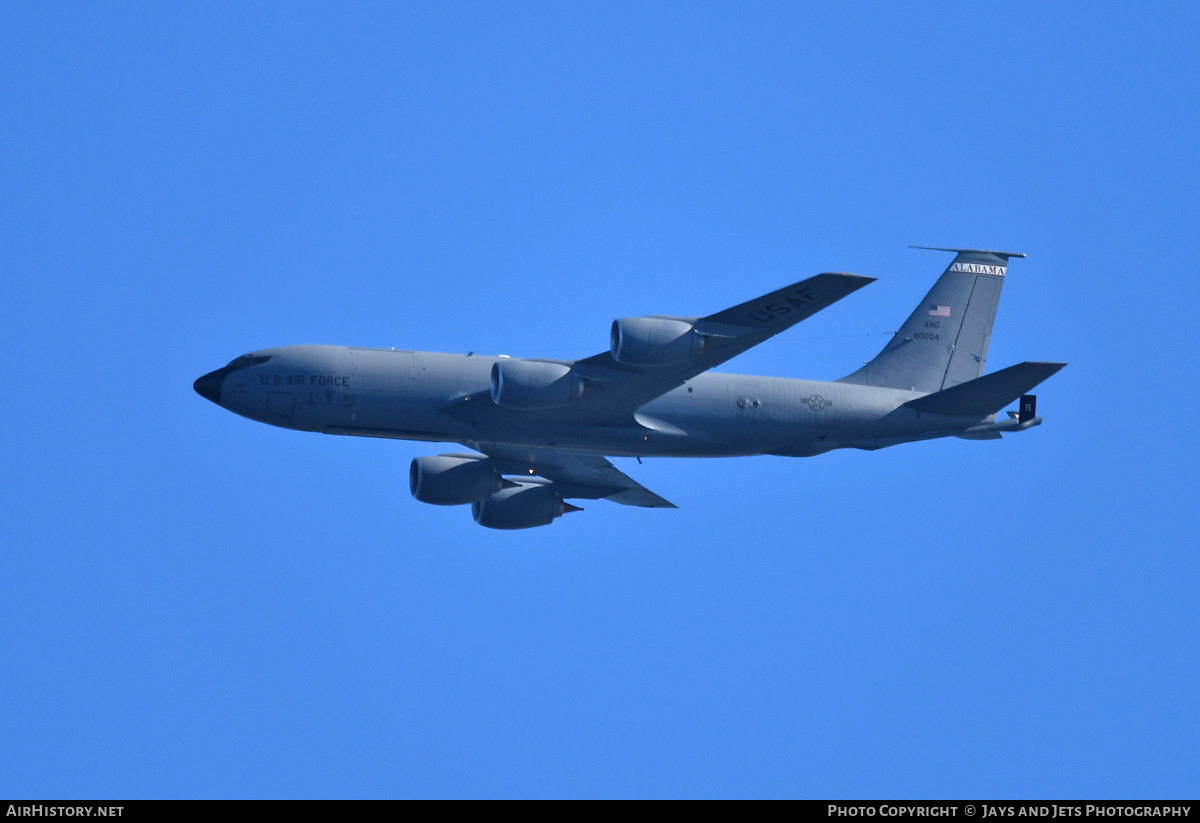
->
[466,443,676,508]
[567,272,874,413]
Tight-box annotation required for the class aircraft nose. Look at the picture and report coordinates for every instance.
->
[193,368,226,404]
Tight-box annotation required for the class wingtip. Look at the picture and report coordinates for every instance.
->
[818,272,876,283]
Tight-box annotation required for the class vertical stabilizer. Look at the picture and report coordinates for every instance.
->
[839,247,1024,393]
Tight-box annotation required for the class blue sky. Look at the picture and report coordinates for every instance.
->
[2,2,1197,798]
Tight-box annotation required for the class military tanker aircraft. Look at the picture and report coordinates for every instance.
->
[195,247,1064,529]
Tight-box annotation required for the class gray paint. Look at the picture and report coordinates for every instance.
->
[839,249,1021,393]
[195,251,1065,527]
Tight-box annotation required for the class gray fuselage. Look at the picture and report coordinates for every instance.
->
[207,344,982,458]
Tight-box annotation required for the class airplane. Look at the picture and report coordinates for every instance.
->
[194,247,1065,529]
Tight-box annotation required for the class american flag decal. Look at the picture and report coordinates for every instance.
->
[928,305,951,318]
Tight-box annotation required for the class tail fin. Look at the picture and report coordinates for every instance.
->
[839,247,1025,393]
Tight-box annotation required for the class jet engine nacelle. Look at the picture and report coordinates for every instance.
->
[610,317,700,367]
[471,482,579,530]
[490,359,583,410]
[409,454,507,506]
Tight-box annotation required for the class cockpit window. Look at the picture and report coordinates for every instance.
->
[225,354,272,371]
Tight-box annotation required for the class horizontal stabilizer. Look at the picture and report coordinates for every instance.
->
[904,361,1066,418]
[909,245,1026,259]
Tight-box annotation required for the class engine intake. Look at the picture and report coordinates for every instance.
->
[490,359,583,410]
[610,317,700,367]
[409,454,508,506]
